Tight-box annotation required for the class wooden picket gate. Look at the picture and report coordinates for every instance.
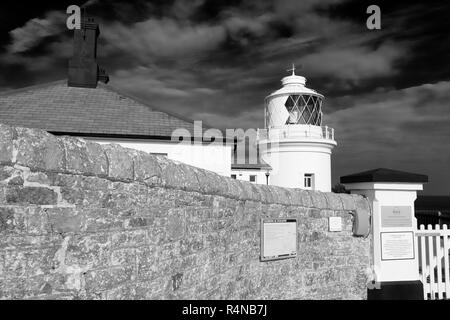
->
[417,224,450,300]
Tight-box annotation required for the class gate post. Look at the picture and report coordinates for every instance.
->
[341,168,428,300]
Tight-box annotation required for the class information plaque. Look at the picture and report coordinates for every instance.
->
[381,206,412,228]
[380,231,415,261]
[260,218,297,261]
[328,217,342,232]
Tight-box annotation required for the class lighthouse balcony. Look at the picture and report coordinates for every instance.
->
[257,124,335,142]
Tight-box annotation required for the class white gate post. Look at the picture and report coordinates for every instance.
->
[341,168,428,300]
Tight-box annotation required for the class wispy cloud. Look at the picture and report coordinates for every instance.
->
[329,81,450,194]
[101,19,227,62]
[7,11,66,53]
[302,42,404,83]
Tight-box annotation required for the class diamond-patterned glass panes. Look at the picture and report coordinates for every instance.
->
[285,95,300,112]
[284,94,323,125]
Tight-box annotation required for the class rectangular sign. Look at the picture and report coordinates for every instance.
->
[329,217,342,232]
[381,206,412,228]
[381,232,415,260]
[261,219,297,261]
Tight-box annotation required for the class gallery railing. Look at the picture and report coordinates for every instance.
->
[257,126,335,141]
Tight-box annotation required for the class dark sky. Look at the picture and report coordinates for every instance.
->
[0,0,449,194]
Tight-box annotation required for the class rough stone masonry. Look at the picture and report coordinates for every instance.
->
[0,123,371,299]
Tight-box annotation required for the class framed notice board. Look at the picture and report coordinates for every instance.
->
[260,218,298,261]
[380,231,415,261]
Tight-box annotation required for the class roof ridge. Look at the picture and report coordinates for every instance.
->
[0,78,229,139]
[0,79,67,97]
[0,80,210,129]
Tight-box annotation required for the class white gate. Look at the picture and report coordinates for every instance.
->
[417,224,450,300]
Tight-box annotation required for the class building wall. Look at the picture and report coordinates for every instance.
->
[230,169,269,185]
[261,143,333,191]
[0,124,370,300]
[86,137,232,177]
[257,125,336,192]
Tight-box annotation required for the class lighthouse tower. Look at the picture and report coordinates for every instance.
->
[257,66,337,191]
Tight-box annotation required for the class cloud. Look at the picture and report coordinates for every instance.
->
[99,11,276,64]
[171,0,206,20]
[328,81,450,194]
[0,10,70,75]
[7,11,66,53]
[0,0,409,93]
[302,42,405,84]
[101,18,227,63]
[0,86,11,93]
[257,7,408,86]
[273,0,345,15]
[224,14,273,38]
[109,66,229,125]
[82,0,101,7]
[111,63,267,130]
[1,37,72,72]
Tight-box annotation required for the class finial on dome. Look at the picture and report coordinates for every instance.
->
[287,63,296,76]
[287,63,303,76]
[281,63,306,86]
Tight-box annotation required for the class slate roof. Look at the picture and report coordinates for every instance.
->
[340,168,429,184]
[0,80,202,139]
[231,160,272,170]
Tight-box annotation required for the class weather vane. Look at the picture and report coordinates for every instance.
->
[287,63,302,75]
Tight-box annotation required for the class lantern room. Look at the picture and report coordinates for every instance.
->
[265,66,324,128]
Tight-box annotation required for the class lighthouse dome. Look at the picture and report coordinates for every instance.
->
[266,68,323,128]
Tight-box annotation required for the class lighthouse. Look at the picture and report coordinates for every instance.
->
[257,66,337,191]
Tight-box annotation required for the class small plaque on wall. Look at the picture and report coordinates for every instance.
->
[329,217,342,232]
[260,218,297,261]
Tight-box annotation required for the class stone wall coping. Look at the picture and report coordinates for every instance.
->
[0,123,368,210]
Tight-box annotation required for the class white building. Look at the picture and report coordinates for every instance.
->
[90,134,231,177]
[0,19,336,189]
[0,18,232,178]
[0,78,232,178]
[230,150,272,185]
[259,67,337,191]
[232,67,337,192]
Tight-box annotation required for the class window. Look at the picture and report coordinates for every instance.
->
[304,173,314,189]
[249,175,257,183]
[284,94,323,125]
[231,174,237,179]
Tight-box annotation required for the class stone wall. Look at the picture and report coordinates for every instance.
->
[0,124,371,300]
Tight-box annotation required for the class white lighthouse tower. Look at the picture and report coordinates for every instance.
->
[257,66,337,192]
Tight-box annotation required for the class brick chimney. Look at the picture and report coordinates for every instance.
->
[68,17,109,88]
